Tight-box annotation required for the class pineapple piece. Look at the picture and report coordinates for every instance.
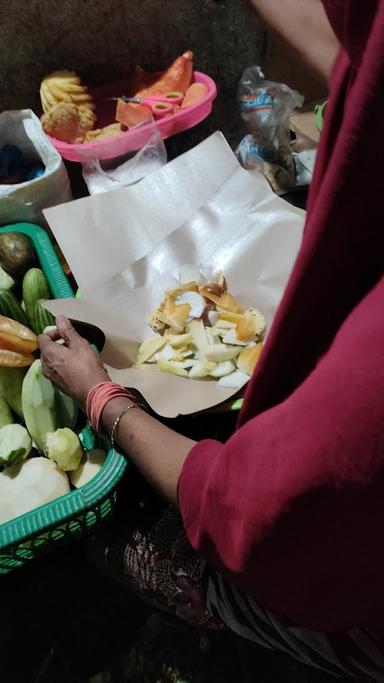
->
[239,308,266,341]
[158,296,191,334]
[137,335,169,365]
[157,360,189,377]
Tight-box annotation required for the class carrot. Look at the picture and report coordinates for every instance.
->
[181,83,208,109]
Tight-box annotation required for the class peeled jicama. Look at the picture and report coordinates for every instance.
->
[0,423,32,467]
[69,448,107,488]
[0,457,70,525]
[45,428,83,472]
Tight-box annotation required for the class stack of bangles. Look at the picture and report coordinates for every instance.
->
[86,382,145,450]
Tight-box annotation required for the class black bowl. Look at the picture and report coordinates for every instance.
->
[70,319,106,352]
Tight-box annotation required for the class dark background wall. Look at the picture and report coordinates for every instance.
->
[0,0,265,151]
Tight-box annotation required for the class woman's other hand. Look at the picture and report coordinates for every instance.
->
[38,315,109,410]
[248,0,339,84]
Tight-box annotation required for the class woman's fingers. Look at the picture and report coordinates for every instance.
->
[38,334,67,388]
[38,332,57,355]
[38,317,110,410]
[38,332,66,366]
[55,315,83,347]
[44,327,61,341]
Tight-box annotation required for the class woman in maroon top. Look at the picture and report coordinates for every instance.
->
[39,0,384,676]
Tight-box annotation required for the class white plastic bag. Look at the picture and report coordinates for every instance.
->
[80,121,167,195]
[0,110,72,227]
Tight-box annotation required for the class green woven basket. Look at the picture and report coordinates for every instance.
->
[0,223,127,574]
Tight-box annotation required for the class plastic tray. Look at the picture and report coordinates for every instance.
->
[0,223,127,573]
[46,71,217,162]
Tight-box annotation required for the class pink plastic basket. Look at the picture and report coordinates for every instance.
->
[46,71,217,162]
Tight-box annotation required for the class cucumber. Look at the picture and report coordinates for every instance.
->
[55,389,78,431]
[0,392,14,428]
[22,268,52,333]
[21,359,56,451]
[0,289,29,326]
[22,359,77,452]
[33,302,55,335]
[0,367,26,418]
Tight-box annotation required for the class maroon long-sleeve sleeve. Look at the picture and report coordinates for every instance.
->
[179,277,384,630]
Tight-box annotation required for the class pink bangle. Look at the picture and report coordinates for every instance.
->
[86,381,138,435]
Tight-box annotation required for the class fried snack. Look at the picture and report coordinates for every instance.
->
[77,104,96,128]
[148,306,167,335]
[42,102,94,143]
[84,123,123,142]
[40,69,95,117]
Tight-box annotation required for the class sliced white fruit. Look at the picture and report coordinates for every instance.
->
[222,329,250,346]
[158,343,176,361]
[157,360,189,377]
[215,319,236,329]
[217,370,250,388]
[203,344,241,362]
[181,349,194,358]
[179,358,195,369]
[189,361,216,379]
[209,360,235,378]
[205,327,220,345]
[167,333,192,348]
[187,319,209,360]
[208,310,219,326]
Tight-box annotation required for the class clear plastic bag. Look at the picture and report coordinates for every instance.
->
[80,120,167,196]
[236,66,304,193]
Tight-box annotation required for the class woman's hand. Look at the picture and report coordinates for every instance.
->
[38,315,110,411]
[39,316,194,508]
